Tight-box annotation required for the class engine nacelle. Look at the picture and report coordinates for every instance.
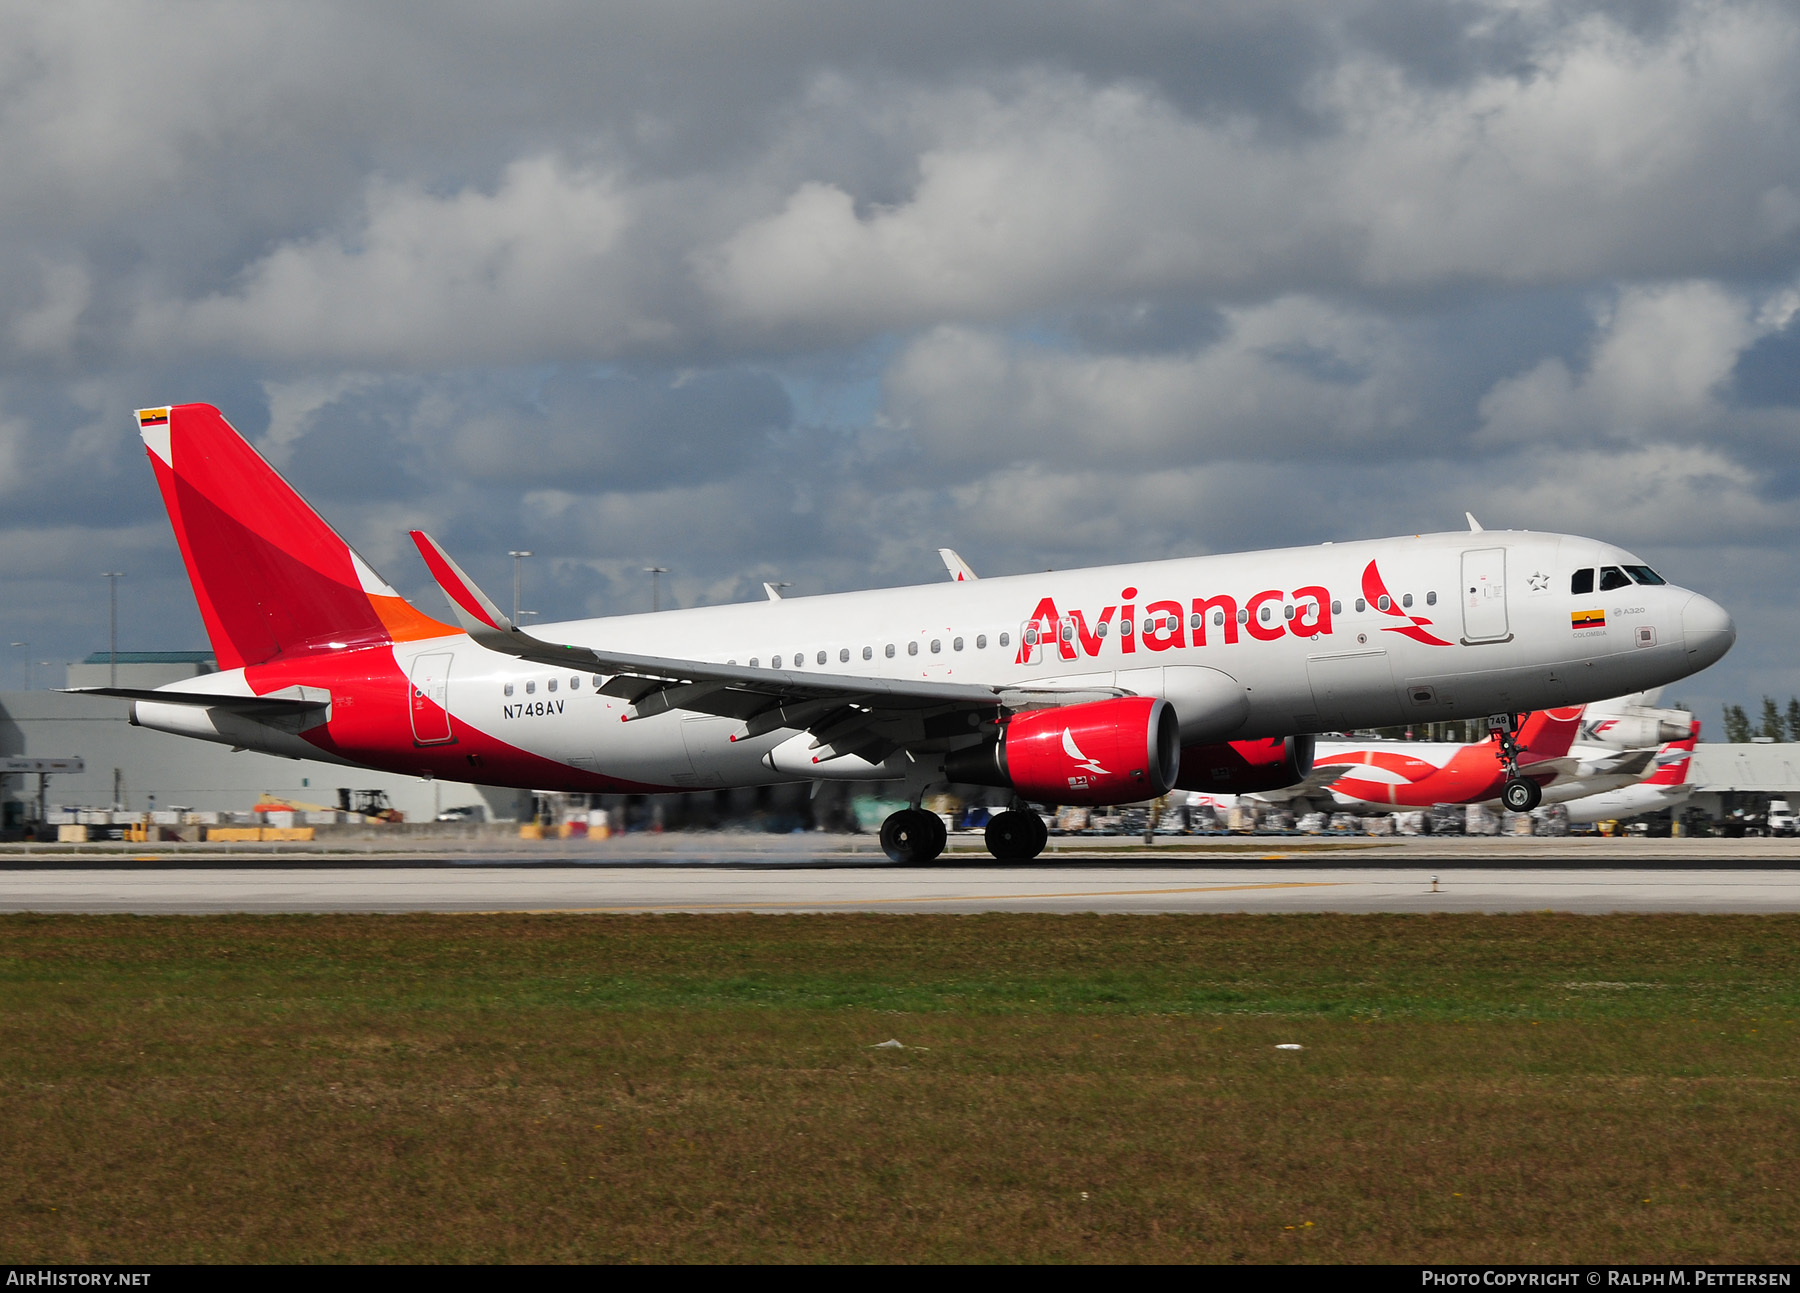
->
[944,696,1180,806]
[1175,734,1315,794]
[1581,708,1696,749]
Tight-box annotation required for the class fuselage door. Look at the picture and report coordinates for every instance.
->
[1460,548,1510,643]
[408,652,455,746]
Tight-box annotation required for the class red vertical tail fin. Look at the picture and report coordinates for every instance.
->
[136,403,452,669]
[1516,707,1585,763]
[1645,728,1699,786]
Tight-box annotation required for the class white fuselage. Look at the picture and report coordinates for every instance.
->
[145,528,1734,793]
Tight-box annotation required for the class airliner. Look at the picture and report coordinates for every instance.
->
[1254,700,1698,815]
[76,404,1735,863]
[1564,733,1698,825]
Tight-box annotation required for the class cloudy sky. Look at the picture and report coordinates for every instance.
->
[2,0,1796,726]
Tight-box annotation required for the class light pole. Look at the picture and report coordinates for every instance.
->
[644,566,669,613]
[8,643,27,690]
[100,572,124,686]
[507,551,532,624]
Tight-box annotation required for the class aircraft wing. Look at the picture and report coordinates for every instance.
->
[1248,762,1347,804]
[938,548,979,582]
[1577,747,1659,778]
[411,531,1006,764]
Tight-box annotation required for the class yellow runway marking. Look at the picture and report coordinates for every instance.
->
[472,880,1345,915]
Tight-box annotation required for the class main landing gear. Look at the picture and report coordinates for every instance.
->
[984,808,1048,861]
[879,808,947,865]
[877,805,1050,863]
[1489,712,1544,813]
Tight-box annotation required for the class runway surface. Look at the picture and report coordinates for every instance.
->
[5,859,1800,914]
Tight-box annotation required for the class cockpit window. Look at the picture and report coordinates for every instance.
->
[1598,565,1631,591]
[1623,565,1666,585]
[1571,569,1594,595]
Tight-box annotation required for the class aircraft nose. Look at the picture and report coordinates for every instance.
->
[1680,593,1735,669]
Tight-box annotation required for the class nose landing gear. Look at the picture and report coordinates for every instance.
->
[1489,712,1544,813]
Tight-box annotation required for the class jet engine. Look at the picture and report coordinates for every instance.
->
[1175,734,1315,794]
[944,696,1180,805]
[1581,708,1697,749]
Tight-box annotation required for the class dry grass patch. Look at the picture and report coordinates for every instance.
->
[0,913,1795,1262]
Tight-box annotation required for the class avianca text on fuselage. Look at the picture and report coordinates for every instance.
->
[1016,558,1449,664]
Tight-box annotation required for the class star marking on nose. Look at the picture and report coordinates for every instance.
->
[1528,571,1549,591]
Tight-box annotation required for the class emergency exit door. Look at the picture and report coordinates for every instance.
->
[408,652,455,745]
[1460,548,1509,642]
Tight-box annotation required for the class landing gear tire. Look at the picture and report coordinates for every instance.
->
[1501,777,1542,813]
[880,808,947,865]
[985,809,1048,861]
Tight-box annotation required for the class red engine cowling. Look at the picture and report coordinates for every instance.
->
[943,696,1181,805]
[1175,735,1315,794]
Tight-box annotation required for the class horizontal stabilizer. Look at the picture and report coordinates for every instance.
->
[60,685,330,713]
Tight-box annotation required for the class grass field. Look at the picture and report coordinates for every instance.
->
[1,912,1796,1264]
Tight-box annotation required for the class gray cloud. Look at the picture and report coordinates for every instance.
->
[0,0,1794,726]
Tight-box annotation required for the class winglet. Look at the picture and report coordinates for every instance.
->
[938,548,979,582]
[763,582,783,601]
[1465,512,1484,533]
[410,531,515,637]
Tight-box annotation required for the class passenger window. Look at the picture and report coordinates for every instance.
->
[1096,620,1108,638]
[1121,618,1133,636]
[1024,627,1038,645]
[525,681,536,694]
[1598,565,1631,591]
[794,652,804,668]
[885,644,895,658]
[930,639,942,653]
[1213,611,1224,627]
[592,674,604,688]
[999,632,1010,647]
[1377,595,1390,611]
[1623,565,1666,585]
[1425,592,1436,607]
[1355,598,1366,612]
[976,634,986,649]
[570,676,580,690]
[1331,600,1341,614]
[1061,622,1074,642]
[1236,609,1248,624]
[953,637,964,651]
[1259,606,1271,623]
[504,683,514,697]
[1284,605,1295,620]
[1571,568,1595,595]
[862,646,872,661]
[1189,613,1200,630]
[908,641,919,656]
[1402,594,1412,609]
[749,658,759,668]
[817,650,827,665]
[839,648,849,663]
[547,678,557,692]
